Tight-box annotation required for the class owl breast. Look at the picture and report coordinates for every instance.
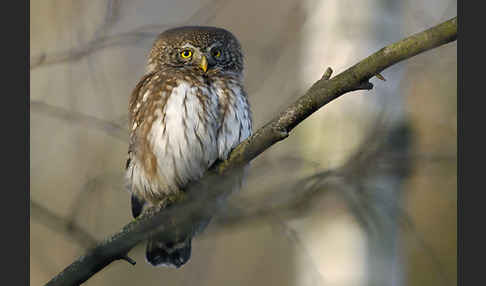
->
[150,80,220,193]
[127,73,252,204]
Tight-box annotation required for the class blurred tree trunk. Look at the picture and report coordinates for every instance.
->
[364,2,406,286]
[296,1,409,285]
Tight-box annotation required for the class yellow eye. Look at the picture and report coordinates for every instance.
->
[180,50,192,59]
[212,49,221,58]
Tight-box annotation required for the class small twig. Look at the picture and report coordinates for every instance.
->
[375,73,386,81]
[119,255,137,266]
[321,67,333,80]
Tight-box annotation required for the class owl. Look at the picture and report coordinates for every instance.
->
[125,26,252,268]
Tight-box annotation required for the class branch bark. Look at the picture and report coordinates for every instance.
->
[44,17,457,286]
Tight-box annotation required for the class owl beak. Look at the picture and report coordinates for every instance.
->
[200,55,208,73]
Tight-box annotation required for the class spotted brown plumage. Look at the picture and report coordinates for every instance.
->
[125,26,252,268]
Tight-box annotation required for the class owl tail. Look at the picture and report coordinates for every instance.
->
[145,236,192,268]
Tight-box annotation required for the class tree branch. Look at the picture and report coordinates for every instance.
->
[30,0,228,70]
[30,100,127,141]
[30,201,98,250]
[44,17,457,286]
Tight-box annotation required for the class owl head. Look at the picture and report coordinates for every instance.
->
[147,26,244,76]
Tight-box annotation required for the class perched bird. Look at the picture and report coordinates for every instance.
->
[125,26,252,268]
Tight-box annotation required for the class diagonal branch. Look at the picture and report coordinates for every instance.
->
[30,201,98,249]
[30,100,127,141]
[30,0,229,70]
[44,17,457,286]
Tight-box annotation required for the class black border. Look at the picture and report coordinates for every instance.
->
[459,1,483,285]
[6,0,28,285]
[457,1,462,285]
[27,0,31,284]
[457,0,462,284]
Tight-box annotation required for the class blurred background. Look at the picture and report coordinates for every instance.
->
[30,1,457,285]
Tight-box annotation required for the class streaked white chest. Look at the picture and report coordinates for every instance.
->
[131,76,252,199]
[148,81,220,192]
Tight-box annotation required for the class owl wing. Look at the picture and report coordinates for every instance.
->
[126,73,154,171]
[126,73,153,217]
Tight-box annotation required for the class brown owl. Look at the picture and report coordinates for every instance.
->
[125,26,252,268]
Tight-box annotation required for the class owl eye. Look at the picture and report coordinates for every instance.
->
[211,48,222,59]
[180,49,192,59]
